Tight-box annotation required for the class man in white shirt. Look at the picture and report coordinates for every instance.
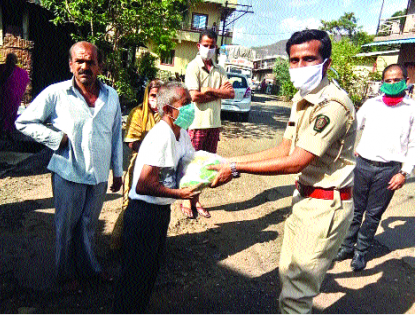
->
[15,41,123,291]
[335,64,415,271]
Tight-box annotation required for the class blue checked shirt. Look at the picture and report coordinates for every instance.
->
[15,78,123,185]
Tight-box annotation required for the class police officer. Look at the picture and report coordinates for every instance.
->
[210,29,357,313]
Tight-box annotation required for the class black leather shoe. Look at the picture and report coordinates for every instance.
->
[351,251,366,271]
[334,247,354,261]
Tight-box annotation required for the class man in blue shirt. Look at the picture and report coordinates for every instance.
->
[15,41,123,292]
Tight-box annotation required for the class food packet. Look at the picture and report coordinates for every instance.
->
[177,150,225,191]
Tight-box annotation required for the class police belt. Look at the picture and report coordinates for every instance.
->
[295,182,353,200]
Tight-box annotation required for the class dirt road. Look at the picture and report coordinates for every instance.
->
[0,93,415,313]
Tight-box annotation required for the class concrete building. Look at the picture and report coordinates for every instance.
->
[253,54,286,84]
[251,39,288,83]
[363,0,415,83]
[153,0,237,79]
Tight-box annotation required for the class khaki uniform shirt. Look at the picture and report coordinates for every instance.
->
[283,77,357,189]
[185,55,229,129]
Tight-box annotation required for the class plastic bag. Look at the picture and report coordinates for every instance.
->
[177,150,225,191]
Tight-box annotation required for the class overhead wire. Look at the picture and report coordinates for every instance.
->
[231,0,295,44]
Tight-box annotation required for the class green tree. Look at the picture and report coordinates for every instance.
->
[320,12,381,107]
[329,38,375,107]
[320,12,374,46]
[352,31,375,47]
[321,12,359,39]
[273,58,296,99]
[136,52,159,81]
[40,0,196,104]
[329,38,360,92]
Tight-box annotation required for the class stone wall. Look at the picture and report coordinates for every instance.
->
[0,34,34,104]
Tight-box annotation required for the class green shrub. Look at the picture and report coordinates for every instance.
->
[136,52,158,80]
[350,94,363,108]
[273,58,297,98]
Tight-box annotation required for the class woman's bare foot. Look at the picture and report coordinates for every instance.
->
[180,200,194,218]
[194,201,211,218]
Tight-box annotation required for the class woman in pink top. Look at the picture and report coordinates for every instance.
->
[0,53,30,139]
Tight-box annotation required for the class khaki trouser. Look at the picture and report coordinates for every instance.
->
[279,189,354,314]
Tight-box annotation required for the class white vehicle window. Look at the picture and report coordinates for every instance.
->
[228,75,247,89]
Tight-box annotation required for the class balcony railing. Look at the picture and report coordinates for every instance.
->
[254,61,276,70]
[377,14,415,37]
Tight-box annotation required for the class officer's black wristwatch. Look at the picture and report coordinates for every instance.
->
[230,162,240,178]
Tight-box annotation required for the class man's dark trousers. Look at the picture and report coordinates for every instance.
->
[341,156,401,253]
[113,199,171,313]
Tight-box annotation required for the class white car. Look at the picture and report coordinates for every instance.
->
[221,73,252,121]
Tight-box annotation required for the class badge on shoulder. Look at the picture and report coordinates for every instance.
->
[314,114,330,132]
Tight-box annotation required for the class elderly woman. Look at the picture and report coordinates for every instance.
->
[113,81,200,313]
[110,79,163,250]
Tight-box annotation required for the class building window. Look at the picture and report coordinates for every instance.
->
[161,50,175,66]
[191,13,208,30]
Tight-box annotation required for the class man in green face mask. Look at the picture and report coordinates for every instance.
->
[335,64,415,271]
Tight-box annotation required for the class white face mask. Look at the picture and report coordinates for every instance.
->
[289,59,328,96]
[199,45,216,60]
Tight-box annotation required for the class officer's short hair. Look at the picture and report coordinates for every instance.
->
[286,29,332,60]
[382,64,408,80]
[199,29,217,43]
[156,81,188,117]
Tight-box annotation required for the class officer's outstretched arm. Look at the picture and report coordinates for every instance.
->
[235,146,316,175]
[230,138,292,164]
[209,146,316,188]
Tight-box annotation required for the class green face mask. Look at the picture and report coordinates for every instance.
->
[169,103,195,130]
[380,80,407,96]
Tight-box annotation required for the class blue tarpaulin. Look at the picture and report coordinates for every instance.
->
[362,38,415,47]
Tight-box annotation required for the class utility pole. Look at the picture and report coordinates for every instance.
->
[221,1,228,46]
[220,2,253,46]
[376,0,386,35]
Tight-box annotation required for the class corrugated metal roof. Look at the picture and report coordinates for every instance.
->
[355,49,400,57]
[362,38,415,47]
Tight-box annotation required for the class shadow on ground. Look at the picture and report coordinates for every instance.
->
[148,205,290,314]
[0,196,290,313]
[315,241,415,314]
[205,185,295,212]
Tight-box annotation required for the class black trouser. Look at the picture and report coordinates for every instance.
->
[113,199,171,313]
[341,156,401,254]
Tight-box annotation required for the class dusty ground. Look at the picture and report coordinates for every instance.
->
[0,93,415,313]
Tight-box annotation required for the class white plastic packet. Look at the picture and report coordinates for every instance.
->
[177,150,225,191]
